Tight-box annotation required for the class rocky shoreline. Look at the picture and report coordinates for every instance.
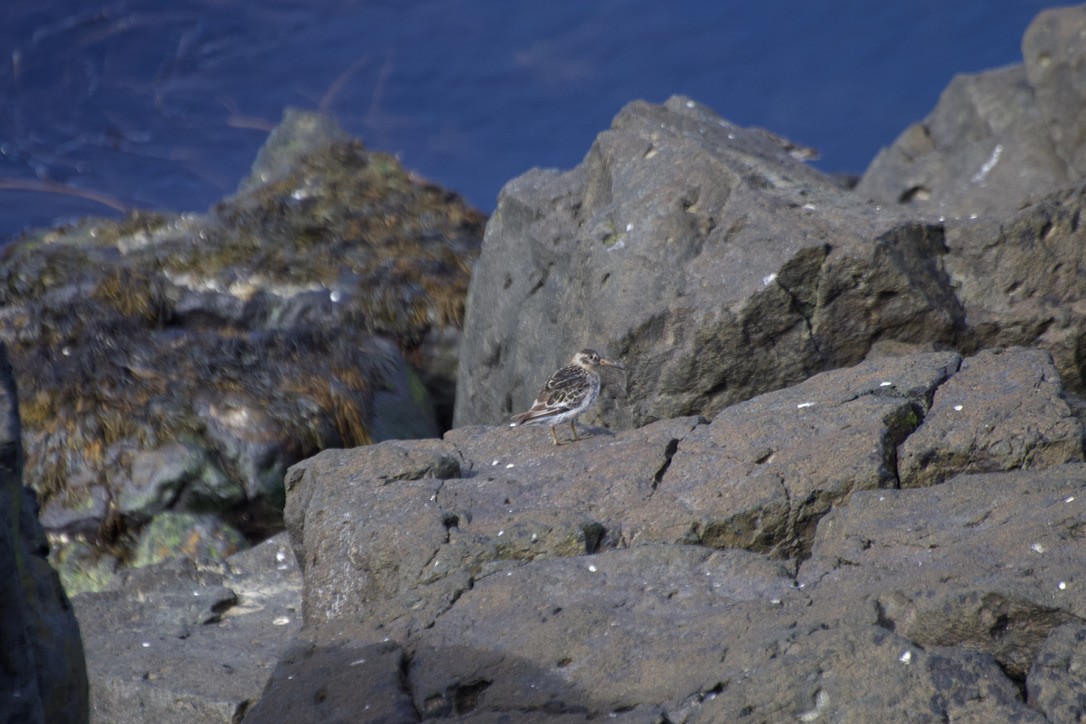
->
[4,4,1086,722]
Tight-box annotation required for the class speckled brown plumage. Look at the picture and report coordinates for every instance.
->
[511,349,625,445]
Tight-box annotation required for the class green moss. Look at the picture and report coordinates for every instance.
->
[51,540,121,596]
[131,511,247,568]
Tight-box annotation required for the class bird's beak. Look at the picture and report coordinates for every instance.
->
[599,357,625,371]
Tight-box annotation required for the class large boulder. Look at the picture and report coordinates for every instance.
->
[858,4,1086,218]
[455,96,965,431]
[262,349,1086,721]
[457,4,1086,433]
[0,109,484,578]
[0,342,87,723]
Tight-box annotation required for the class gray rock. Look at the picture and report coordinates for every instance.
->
[0,342,88,723]
[73,533,302,723]
[628,351,960,558]
[943,185,1086,393]
[369,339,442,444]
[1027,622,1086,723]
[243,634,415,724]
[274,348,1084,720]
[799,465,1086,679]
[284,419,699,639]
[1024,6,1086,179]
[897,347,1083,487]
[696,624,1042,723]
[858,5,1086,219]
[409,544,797,719]
[454,96,964,432]
[193,389,301,505]
[115,442,239,521]
[38,474,109,534]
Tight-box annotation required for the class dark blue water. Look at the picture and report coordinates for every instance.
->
[0,0,1054,242]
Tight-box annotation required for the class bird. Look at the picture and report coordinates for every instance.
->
[510,349,625,445]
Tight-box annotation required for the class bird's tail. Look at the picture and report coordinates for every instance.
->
[510,408,547,425]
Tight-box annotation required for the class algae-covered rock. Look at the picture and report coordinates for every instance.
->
[51,539,121,596]
[0,108,484,572]
[132,511,248,568]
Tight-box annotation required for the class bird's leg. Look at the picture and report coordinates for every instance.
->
[550,426,560,446]
[569,419,579,441]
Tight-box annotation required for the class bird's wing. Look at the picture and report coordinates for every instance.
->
[539,364,587,400]
[510,364,586,422]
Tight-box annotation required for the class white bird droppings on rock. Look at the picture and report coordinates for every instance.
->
[1031,542,1046,554]
[899,650,912,664]
[797,402,814,409]
[1059,581,1067,590]
[273,616,291,626]
[329,289,342,302]
[1065,496,1075,503]
[588,564,598,572]
[506,463,514,468]
[880,381,892,387]
[763,272,777,286]
[971,143,1003,183]
[953,405,963,411]
[799,690,830,722]
[625,223,634,232]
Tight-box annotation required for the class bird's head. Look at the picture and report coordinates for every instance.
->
[573,349,625,371]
